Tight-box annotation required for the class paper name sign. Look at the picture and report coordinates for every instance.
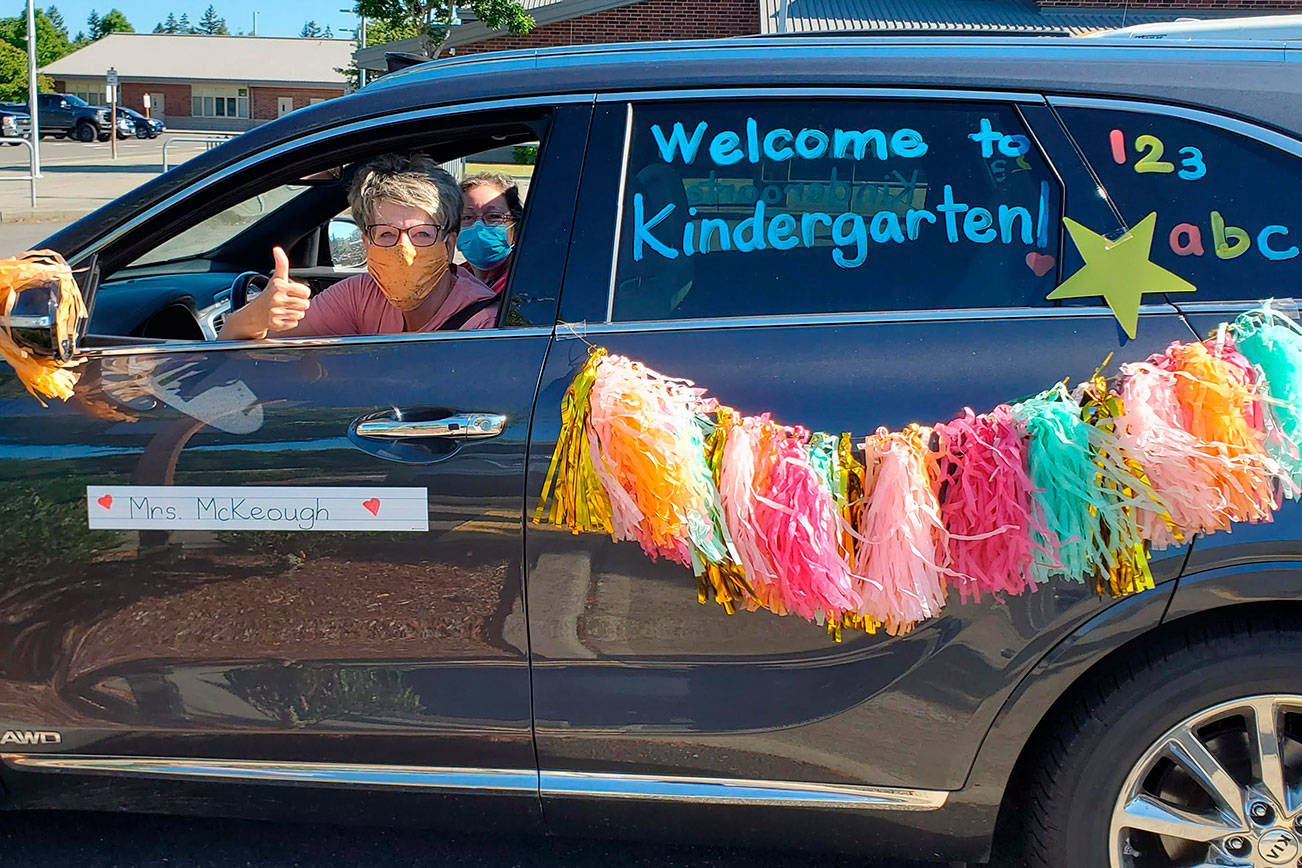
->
[87,486,429,532]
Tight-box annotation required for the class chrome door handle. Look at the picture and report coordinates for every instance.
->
[355,413,507,440]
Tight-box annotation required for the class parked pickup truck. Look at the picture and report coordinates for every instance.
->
[1,92,111,142]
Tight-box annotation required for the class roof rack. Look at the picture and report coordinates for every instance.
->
[736,28,1070,38]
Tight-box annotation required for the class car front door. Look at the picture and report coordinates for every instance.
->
[0,101,589,813]
[524,92,1198,844]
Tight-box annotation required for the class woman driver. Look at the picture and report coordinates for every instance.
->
[219,152,499,340]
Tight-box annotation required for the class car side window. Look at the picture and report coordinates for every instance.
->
[610,99,1063,322]
[1057,105,1302,302]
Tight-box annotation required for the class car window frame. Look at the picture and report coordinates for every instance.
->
[72,95,596,357]
[576,87,1095,328]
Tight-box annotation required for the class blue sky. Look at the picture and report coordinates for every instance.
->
[43,1,360,39]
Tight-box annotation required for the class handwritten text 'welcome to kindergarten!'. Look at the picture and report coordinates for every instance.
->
[630,117,1051,270]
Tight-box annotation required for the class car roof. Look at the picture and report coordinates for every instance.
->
[360,36,1302,133]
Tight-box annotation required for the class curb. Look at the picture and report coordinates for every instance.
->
[0,209,91,223]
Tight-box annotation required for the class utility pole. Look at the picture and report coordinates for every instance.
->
[106,66,117,160]
[341,8,367,88]
[25,0,39,178]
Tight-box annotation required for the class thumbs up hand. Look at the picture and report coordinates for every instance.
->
[217,246,312,340]
[262,246,312,333]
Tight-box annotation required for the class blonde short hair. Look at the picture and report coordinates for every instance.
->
[349,153,462,233]
[460,171,524,223]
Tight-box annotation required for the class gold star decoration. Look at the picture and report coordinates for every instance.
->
[1046,212,1197,339]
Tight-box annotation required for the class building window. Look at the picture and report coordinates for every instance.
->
[68,88,105,106]
[191,86,249,119]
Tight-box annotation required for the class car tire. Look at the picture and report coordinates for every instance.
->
[96,132,110,142]
[73,121,95,142]
[134,126,148,139]
[1003,614,1302,868]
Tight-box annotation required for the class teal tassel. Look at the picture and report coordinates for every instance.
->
[1010,385,1156,586]
[1234,305,1302,496]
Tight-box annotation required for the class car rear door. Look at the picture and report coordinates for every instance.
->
[524,90,1197,845]
[0,100,590,814]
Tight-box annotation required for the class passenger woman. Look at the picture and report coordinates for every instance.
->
[456,171,524,296]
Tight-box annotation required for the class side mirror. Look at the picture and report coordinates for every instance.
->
[9,277,81,360]
[327,217,367,269]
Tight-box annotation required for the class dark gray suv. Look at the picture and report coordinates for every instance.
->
[6,34,1302,868]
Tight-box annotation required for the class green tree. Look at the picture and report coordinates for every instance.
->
[197,4,227,34]
[323,24,332,37]
[88,8,132,39]
[0,41,53,102]
[353,0,532,59]
[299,19,321,37]
[154,11,180,32]
[334,17,416,89]
[0,7,72,65]
[44,4,65,36]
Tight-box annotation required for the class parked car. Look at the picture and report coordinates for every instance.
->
[115,105,164,139]
[0,108,31,143]
[12,34,1302,868]
[1,92,112,141]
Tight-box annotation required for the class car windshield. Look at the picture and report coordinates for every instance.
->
[130,184,316,267]
[63,94,89,107]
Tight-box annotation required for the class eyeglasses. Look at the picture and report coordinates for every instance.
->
[365,223,446,247]
[459,214,514,228]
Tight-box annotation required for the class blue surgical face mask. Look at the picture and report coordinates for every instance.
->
[457,221,513,269]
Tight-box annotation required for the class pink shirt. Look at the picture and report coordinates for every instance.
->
[290,266,499,337]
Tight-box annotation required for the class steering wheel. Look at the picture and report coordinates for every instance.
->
[229,270,270,314]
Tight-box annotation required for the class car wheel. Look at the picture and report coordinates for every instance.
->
[1005,615,1302,868]
[134,126,148,139]
[73,121,95,142]
[96,132,110,142]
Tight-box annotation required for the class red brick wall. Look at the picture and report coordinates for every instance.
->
[454,0,757,54]
[118,82,192,118]
[1039,0,1302,6]
[249,86,346,120]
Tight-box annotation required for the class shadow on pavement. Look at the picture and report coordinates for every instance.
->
[0,164,165,175]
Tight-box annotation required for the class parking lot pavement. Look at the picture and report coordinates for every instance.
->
[0,132,231,223]
[0,811,961,867]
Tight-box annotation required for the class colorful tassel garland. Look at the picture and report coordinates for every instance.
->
[533,303,1302,640]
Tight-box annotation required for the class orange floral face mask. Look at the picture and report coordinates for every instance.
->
[367,237,450,311]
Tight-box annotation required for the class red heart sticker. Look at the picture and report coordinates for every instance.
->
[362,498,380,516]
[96,494,113,510]
[1025,252,1056,277]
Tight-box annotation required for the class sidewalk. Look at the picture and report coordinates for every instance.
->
[0,133,228,223]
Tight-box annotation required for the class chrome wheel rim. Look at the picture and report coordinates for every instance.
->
[1111,695,1302,868]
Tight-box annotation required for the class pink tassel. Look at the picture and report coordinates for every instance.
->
[748,423,862,622]
[934,406,1047,602]
[853,425,947,635]
[717,413,785,614]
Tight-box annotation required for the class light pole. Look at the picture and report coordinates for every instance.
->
[341,8,367,88]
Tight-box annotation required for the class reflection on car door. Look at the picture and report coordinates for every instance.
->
[524,96,1198,818]
[0,106,588,808]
